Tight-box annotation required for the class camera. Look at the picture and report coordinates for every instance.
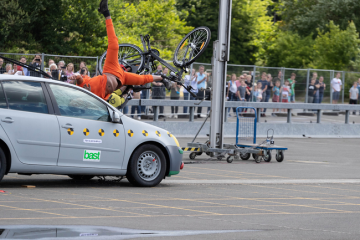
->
[35,58,40,62]
[80,68,85,75]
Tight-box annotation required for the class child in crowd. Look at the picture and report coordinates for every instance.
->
[282,80,290,112]
[256,82,263,102]
[252,84,258,102]
[237,79,249,102]
[349,82,359,115]
[272,80,281,115]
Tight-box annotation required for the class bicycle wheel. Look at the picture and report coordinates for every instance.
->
[173,26,211,68]
[98,43,145,74]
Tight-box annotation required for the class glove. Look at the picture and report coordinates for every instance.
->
[108,93,125,108]
[113,89,123,96]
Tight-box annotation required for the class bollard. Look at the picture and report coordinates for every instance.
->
[287,109,292,123]
[345,110,349,124]
[189,107,194,122]
[153,106,159,122]
[317,110,321,123]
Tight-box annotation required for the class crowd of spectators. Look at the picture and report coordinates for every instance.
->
[0,56,90,84]
[2,55,360,119]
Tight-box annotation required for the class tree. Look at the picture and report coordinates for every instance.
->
[311,21,360,70]
[110,0,192,60]
[176,0,274,65]
[264,31,314,68]
[0,0,106,55]
[279,0,360,38]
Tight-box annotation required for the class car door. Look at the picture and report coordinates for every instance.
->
[47,83,125,169]
[0,80,60,165]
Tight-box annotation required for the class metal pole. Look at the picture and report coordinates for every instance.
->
[209,0,232,150]
[342,71,345,104]
[287,109,291,123]
[345,110,349,124]
[317,110,321,123]
[41,53,45,76]
[305,69,310,104]
[96,56,99,76]
[330,70,334,103]
[252,65,256,102]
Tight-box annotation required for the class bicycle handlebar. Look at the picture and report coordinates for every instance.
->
[159,73,198,98]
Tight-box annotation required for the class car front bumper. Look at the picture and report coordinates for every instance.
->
[166,145,183,176]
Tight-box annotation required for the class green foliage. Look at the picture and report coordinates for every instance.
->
[176,0,274,65]
[110,0,192,60]
[264,30,315,68]
[311,21,360,70]
[279,0,360,38]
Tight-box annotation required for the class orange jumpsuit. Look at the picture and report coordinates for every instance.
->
[77,19,153,100]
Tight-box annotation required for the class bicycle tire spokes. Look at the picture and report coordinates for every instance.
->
[119,46,143,67]
[174,27,210,66]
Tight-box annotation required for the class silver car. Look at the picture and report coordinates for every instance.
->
[0,75,184,187]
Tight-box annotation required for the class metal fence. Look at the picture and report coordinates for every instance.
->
[0,53,99,78]
[1,52,360,114]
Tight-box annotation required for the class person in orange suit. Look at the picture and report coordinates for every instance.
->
[70,0,170,108]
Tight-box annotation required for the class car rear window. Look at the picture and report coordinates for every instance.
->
[2,81,48,114]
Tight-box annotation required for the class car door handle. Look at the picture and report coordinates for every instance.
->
[1,117,14,123]
[62,124,73,129]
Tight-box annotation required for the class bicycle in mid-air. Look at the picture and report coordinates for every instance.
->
[98,26,211,98]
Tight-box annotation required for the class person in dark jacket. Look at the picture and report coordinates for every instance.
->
[29,54,42,77]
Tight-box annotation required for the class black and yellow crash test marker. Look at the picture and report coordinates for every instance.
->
[67,128,74,135]
[113,129,119,137]
[167,131,172,137]
[156,131,161,137]
[98,129,105,137]
[142,130,148,137]
[83,128,89,136]
[128,129,134,137]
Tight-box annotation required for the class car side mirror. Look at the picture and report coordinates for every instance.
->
[112,111,121,123]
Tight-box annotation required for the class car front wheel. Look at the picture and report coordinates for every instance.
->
[127,144,166,187]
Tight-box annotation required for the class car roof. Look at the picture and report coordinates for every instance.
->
[0,75,120,113]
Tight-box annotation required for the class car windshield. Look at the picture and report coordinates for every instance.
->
[49,84,110,122]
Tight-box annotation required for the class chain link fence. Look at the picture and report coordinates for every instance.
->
[1,52,359,119]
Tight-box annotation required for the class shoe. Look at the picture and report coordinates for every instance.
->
[174,114,178,119]
[98,0,110,17]
[168,114,173,118]
[161,79,172,91]
[137,116,141,120]
[198,114,203,118]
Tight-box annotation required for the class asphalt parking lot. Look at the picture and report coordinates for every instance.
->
[0,138,359,239]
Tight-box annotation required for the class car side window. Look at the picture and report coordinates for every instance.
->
[0,83,8,109]
[2,81,48,114]
[49,84,110,122]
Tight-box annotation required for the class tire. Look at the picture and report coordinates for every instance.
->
[196,152,203,156]
[127,144,166,187]
[0,148,7,182]
[98,43,145,75]
[226,156,233,163]
[209,152,215,158]
[189,152,197,160]
[254,155,262,163]
[240,153,251,160]
[276,151,284,162]
[68,175,95,181]
[217,156,223,161]
[263,150,272,162]
[252,153,257,160]
[173,26,211,67]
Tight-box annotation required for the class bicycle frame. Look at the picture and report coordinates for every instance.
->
[139,35,186,77]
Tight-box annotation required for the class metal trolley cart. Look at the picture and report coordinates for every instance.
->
[182,107,288,163]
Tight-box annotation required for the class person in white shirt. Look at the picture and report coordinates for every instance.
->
[331,72,342,104]
[183,68,197,113]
